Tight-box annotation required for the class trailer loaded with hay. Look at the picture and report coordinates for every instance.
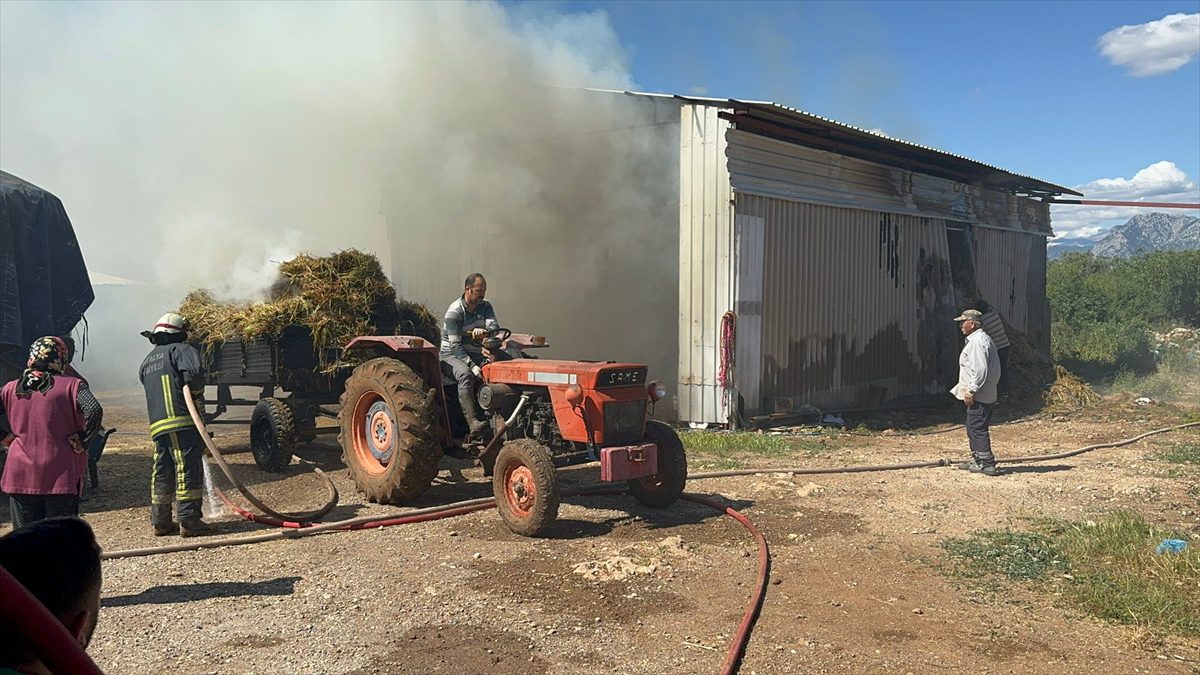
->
[179,251,444,473]
[180,250,688,536]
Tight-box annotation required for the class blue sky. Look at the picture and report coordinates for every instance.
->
[2,0,1196,287]
[560,0,1200,237]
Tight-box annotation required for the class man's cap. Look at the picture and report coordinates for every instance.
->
[141,312,187,338]
[953,309,983,323]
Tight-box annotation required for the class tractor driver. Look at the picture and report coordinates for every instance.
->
[440,272,499,441]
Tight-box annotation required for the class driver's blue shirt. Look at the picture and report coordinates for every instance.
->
[440,296,499,362]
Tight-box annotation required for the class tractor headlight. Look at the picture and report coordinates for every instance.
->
[647,380,667,402]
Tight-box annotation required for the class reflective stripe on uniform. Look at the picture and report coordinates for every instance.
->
[151,435,171,505]
[150,415,194,436]
[170,432,203,501]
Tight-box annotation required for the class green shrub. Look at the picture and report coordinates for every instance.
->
[1050,318,1155,376]
[1048,250,1200,378]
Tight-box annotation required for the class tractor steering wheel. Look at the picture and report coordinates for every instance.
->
[479,328,513,363]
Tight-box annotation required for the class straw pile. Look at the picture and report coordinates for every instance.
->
[1045,365,1101,409]
[178,250,439,367]
[999,316,1098,411]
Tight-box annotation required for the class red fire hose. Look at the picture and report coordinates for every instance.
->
[0,566,104,675]
[96,390,1199,675]
[182,384,338,523]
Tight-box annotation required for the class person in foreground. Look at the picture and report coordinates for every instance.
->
[951,309,1003,476]
[0,517,103,674]
[0,336,102,527]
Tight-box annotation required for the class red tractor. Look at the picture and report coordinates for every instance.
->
[335,330,687,536]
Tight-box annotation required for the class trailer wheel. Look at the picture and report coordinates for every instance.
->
[339,357,442,504]
[493,439,559,537]
[629,420,687,508]
[250,397,296,473]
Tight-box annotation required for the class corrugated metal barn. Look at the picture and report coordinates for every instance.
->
[664,93,1079,426]
[386,90,1078,427]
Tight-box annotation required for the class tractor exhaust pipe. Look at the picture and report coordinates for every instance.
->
[479,394,530,461]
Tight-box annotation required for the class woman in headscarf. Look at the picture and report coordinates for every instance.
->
[0,336,103,527]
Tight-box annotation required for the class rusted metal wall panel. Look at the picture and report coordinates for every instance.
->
[973,227,1051,354]
[727,129,1052,234]
[735,193,960,413]
[678,104,734,425]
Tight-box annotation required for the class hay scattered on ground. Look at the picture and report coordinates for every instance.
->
[999,318,1097,411]
[1045,365,1101,409]
[178,250,439,367]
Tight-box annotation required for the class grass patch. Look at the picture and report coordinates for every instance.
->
[679,430,794,455]
[941,512,1200,637]
[1059,513,1200,636]
[678,430,828,469]
[1151,442,1200,465]
[942,531,1067,581]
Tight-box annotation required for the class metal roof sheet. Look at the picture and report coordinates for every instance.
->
[589,88,1081,197]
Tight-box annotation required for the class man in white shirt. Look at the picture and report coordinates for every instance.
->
[950,309,1002,476]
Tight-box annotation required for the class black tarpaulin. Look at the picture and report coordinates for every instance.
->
[0,171,94,373]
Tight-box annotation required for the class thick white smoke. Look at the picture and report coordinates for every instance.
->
[1,2,679,395]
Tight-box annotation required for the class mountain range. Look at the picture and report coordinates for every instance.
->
[1048,212,1200,259]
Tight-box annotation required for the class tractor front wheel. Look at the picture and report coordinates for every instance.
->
[629,420,687,508]
[339,357,443,504]
[250,397,296,473]
[493,439,559,537]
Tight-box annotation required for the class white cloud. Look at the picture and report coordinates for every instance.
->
[1098,13,1200,77]
[1051,161,1200,238]
[1077,161,1196,199]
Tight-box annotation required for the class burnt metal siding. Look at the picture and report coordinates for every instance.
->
[678,104,734,424]
[974,226,1051,354]
[726,129,1052,234]
[736,194,960,412]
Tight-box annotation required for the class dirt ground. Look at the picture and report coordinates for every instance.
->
[3,389,1197,674]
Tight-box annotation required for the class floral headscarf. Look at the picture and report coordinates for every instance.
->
[20,336,68,394]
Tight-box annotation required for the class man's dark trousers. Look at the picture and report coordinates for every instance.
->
[966,402,996,467]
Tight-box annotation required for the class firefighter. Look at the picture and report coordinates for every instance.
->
[138,312,216,536]
[440,273,499,441]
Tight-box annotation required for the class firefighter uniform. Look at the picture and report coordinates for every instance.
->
[138,313,211,535]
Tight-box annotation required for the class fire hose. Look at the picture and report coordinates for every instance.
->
[182,384,338,523]
[95,415,1200,675]
[100,484,766,675]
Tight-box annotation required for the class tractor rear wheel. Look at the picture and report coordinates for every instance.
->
[339,357,443,504]
[250,397,295,473]
[629,420,687,508]
[493,439,559,537]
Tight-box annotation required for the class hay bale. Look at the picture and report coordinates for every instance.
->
[178,250,439,368]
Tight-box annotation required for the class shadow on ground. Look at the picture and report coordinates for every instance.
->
[102,576,301,607]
